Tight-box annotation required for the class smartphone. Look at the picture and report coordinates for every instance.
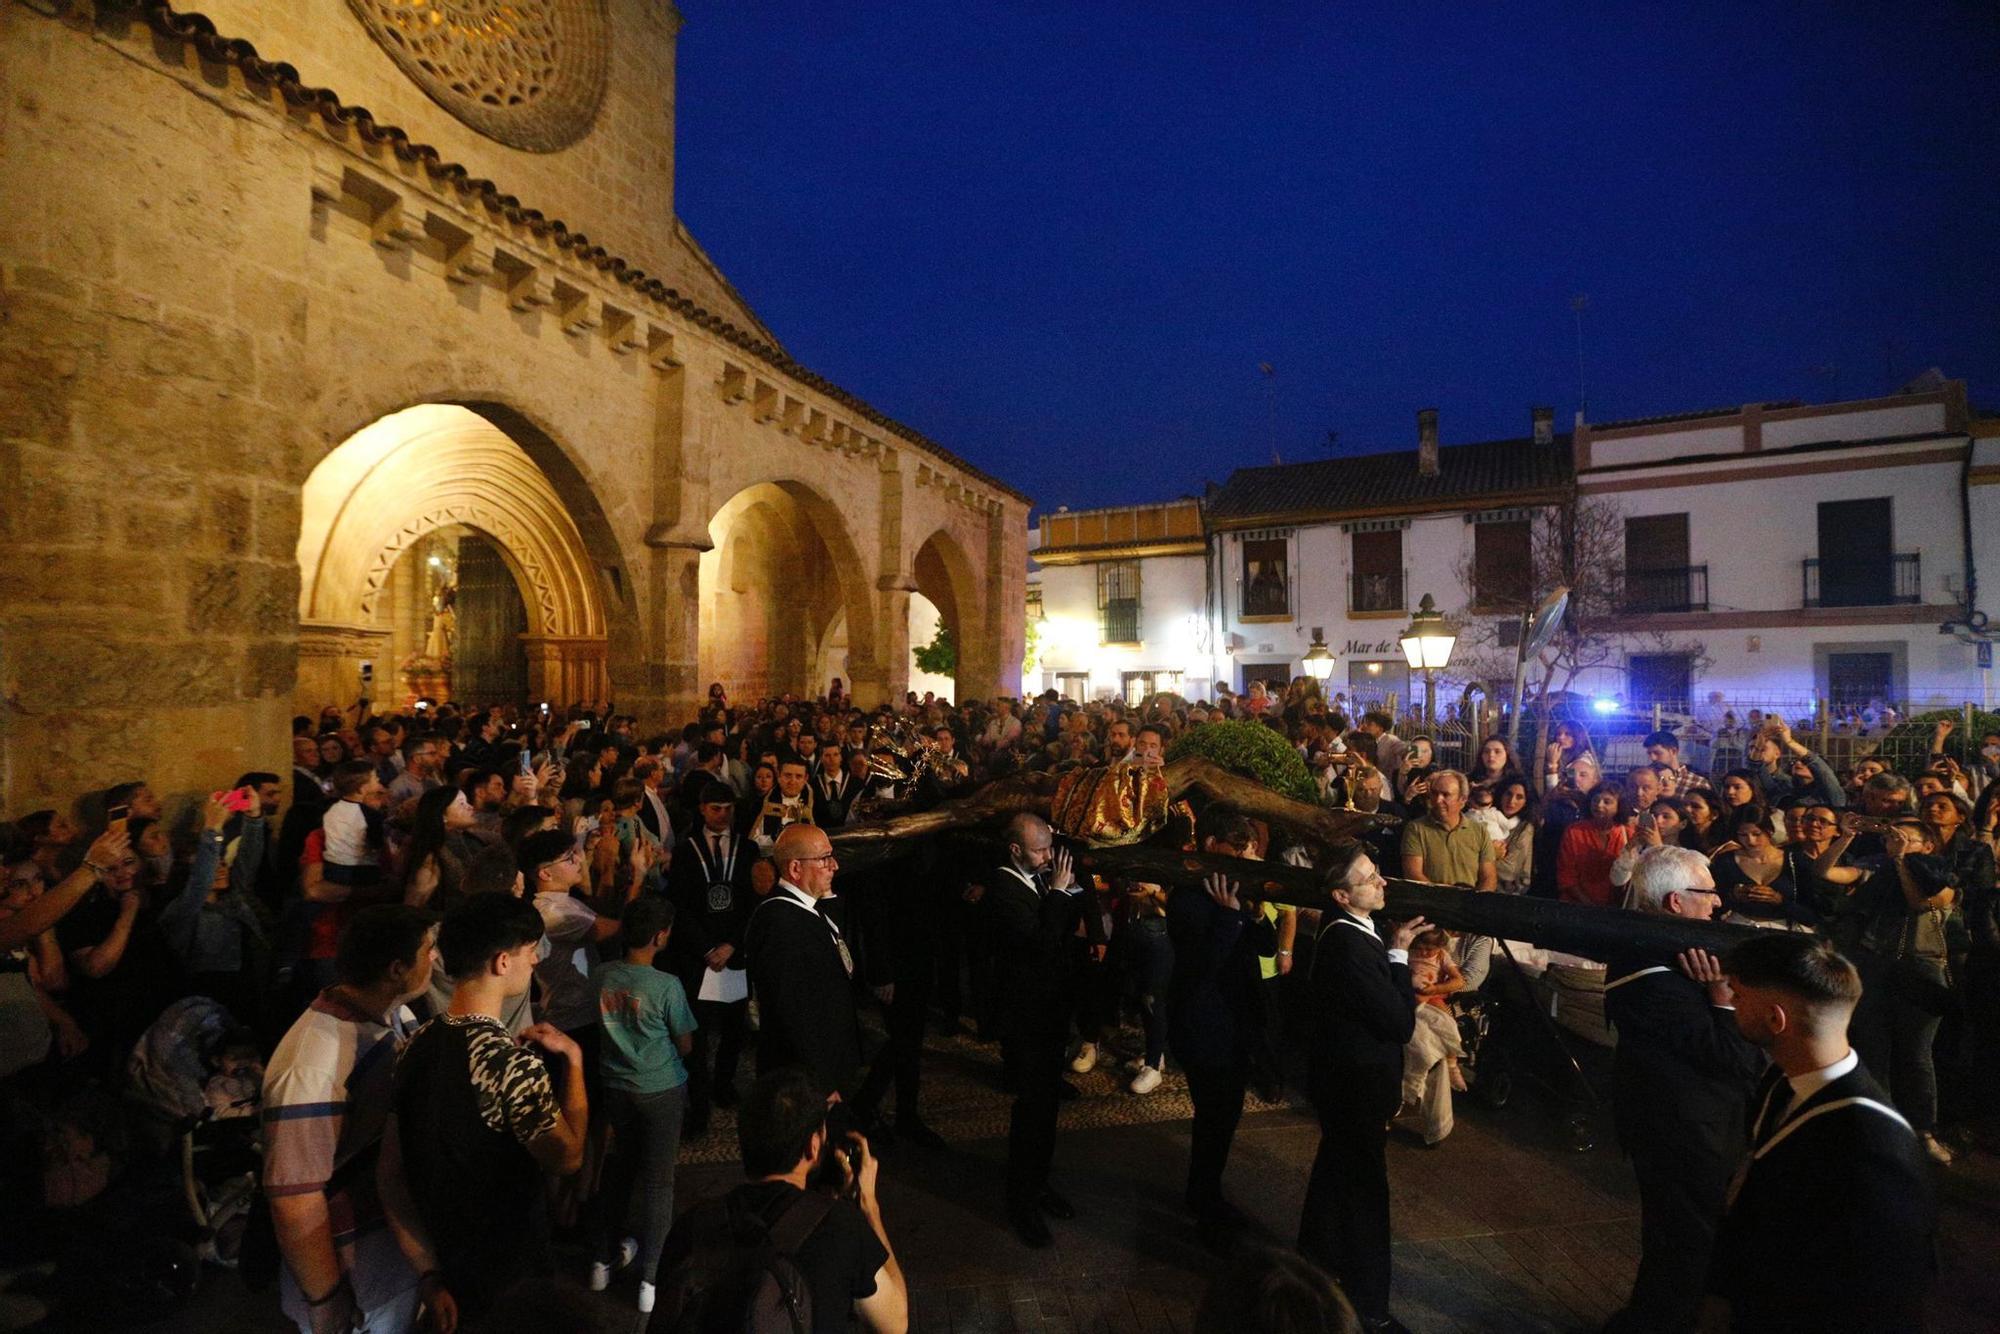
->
[214,787,256,814]
[576,720,592,731]
[1637,811,1657,833]
[519,750,534,777]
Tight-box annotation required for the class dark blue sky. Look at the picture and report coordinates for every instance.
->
[675,2,2000,515]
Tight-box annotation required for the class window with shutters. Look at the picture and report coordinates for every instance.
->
[1472,519,1532,609]
[1097,561,1142,644]
[1349,530,1404,613]
[1241,537,1290,619]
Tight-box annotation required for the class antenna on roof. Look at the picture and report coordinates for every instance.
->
[1259,363,1279,464]
[1570,294,1590,420]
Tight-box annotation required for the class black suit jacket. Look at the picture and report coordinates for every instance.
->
[1165,884,1274,1070]
[636,786,674,843]
[661,826,758,987]
[1603,956,1765,1156]
[1305,912,1417,1081]
[809,771,858,827]
[1708,1060,1935,1332]
[744,889,862,1093]
[984,863,1087,1042]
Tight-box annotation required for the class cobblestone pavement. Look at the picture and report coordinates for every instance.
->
[153,1019,1999,1333]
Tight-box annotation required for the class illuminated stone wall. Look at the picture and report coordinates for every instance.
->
[0,1,1026,813]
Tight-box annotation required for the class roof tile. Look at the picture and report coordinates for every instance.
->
[1205,434,1573,523]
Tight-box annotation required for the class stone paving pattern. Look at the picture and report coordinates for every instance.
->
[165,1018,1999,1333]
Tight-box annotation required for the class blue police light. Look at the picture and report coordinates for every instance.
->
[1591,697,1619,716]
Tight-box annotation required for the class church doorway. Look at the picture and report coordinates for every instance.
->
[296,404,610,712]
[702,481,876,702]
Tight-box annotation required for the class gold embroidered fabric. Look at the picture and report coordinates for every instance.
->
[1048,763,1170,846]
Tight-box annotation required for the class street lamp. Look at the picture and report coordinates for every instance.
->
[1400,594,1457,727]
[1301,626,1336,684]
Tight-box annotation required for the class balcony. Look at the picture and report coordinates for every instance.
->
[1624,565,1710,613]
[1802,554,1921,609]
[1349,569,1405,615]
[1099,598,1142,645]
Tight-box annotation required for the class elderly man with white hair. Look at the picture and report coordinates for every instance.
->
[1601,846,1766,1334]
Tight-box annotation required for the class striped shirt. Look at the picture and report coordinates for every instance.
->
[261,989,419,1320]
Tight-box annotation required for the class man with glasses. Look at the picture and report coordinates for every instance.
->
[1601,847,1764,1334]
[1298,846,1427,1334]
[745,825,864,1103]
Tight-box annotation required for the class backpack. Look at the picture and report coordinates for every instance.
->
[663,1186,834,1333]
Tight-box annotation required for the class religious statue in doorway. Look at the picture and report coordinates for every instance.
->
[423,582,457,664]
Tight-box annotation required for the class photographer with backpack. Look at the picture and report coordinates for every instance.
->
[659,1067,908,1333]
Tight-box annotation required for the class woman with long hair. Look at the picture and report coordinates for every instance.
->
[1681,787,1723,854]
[400,784,479,911]
[1556,782,1631,907]
[1488,778,1537,892]
[1469,736,1526,791]
[1708,806,1801,926]
[1608,797,1694,904]
[315,732,351,778]
[1539,720,1596,794]
[1717,769,1762,821]
[1396,736,1437,806]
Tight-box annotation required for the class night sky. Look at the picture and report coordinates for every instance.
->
[674,2,2000,516]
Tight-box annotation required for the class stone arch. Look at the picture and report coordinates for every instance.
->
[912,526,987,698]
[297,403,612,708]
[306,364,646,689]
[701,480,879,700]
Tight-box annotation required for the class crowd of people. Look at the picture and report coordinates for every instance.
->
[1,674,1992,1333]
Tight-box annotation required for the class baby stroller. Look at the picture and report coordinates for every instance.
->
[1447,941,1602,1152]
[125,996,265,1267]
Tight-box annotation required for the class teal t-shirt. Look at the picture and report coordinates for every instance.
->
[595,960,697,1094]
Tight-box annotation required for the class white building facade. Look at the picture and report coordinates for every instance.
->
[1572,381,1998,709]
[1028,500,1213,703]
[1027,382,2000,714]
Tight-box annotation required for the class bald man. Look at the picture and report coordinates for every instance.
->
[987,813,1089,1248]
[743,824,864,1096]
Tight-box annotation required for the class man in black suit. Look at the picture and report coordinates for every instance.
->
[632,757,675,844]
[744,824,863,1100]
[987,812,1088,1248]
[809,744,859,827]
[665,780,760,1135]
[1297,846,1426,1334]
[1602,846,1765,1334]
[1166,814,1275,1246]
[849,838,952,1150]
[1706,933,1935,1333]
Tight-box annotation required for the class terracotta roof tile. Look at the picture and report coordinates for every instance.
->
[1205,434,1572,525]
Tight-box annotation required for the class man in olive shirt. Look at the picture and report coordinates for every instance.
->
[1398,770,1498,987]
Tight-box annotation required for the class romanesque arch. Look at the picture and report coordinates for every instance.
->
[700,480,878,700]
[297,404,612,709]
[905,527,980,696]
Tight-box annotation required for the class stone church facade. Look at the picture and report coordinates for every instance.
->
[0,0,1028,809]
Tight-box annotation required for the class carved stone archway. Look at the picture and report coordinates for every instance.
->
[700,480,880,703]
[297,404,610,709]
